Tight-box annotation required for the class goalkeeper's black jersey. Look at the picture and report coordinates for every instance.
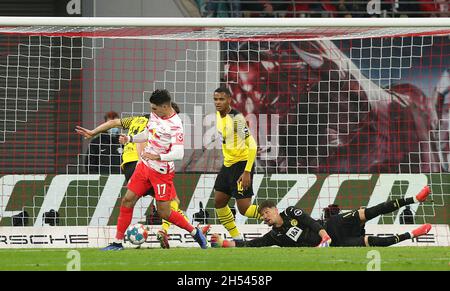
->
[236,207,324,247]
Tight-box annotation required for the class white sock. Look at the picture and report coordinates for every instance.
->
[190,229,198,236]
[409,231,414,238]
[114,239,122,244]
[413,196,419,203]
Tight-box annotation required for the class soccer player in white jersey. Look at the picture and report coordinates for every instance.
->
[102,89,207,250]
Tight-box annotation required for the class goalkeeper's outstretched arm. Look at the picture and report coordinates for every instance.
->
[211,232,278,248]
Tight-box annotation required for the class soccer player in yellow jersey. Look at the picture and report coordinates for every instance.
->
[75,103,208,248]
[213,87,261,241]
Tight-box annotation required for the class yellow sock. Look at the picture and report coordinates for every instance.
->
[244,204,261,220]
[216,205,241,239]
[161,219,171,233]
[162,200,190,232]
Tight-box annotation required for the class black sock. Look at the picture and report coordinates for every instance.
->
[364,198,414,221]
[367,233,411,247]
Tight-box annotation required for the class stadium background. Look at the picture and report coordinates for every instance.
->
[0,1,449,253]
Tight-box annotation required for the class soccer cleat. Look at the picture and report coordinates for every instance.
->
[156,229,170,249]
[411,223,432,238]
[100,242,124,251]
[193,227,208,249]
[415,185,431,202]
[199,224,211,236]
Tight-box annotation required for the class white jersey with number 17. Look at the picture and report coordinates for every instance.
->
[141,111,184,174]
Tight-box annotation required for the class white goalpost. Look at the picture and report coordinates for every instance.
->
[0,17,449,248]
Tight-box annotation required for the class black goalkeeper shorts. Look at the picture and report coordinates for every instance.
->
[325,210,366,247]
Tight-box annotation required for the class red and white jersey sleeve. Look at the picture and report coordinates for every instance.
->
[142,112,184,173]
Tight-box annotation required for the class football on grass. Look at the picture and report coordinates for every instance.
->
[126,223,148,245]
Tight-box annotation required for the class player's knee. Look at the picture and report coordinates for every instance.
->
[237,206,248,215]
[121,192,138,208]
[214,199,227,209]
[121,197,134,208]
[214,191,230,209]
[236,200,252,215]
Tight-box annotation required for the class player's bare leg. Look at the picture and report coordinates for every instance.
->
[236,198,261,220]
[214,191,231,209]
[121,189,140,208]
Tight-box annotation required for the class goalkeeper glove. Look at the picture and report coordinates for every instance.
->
[317,234,332,247]
[210,234,233,248]
[210,233,223,248]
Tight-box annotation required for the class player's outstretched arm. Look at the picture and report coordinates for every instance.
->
[211,232,278,248]
[127,129,149,143]
[75,126,95,139]
[75,119,122,140]
[316,229,332,248]
[119,129,149,151]
[211,233,236,248]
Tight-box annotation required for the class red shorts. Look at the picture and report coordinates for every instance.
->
[127,162,177,201]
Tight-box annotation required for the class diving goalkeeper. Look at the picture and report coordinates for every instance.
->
[211,186,432,248]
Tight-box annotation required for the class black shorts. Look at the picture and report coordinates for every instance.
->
[214,161,254,199]
[123,161,137,182]
[123,161,155,197]
[325,210,366,247]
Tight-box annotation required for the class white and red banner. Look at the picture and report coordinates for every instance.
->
[0,224,448,248]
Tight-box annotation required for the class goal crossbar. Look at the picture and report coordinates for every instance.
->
[0,17,449,41]
[0,17,449,27]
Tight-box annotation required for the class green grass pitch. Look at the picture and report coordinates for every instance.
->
[0,247,449,271]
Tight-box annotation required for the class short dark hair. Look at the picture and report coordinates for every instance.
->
[258,200,277,214]
[214,87,232,97]
[171,101,180,114]
[150,89,171,106]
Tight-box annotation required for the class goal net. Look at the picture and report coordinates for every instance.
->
[0,17,449,247]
